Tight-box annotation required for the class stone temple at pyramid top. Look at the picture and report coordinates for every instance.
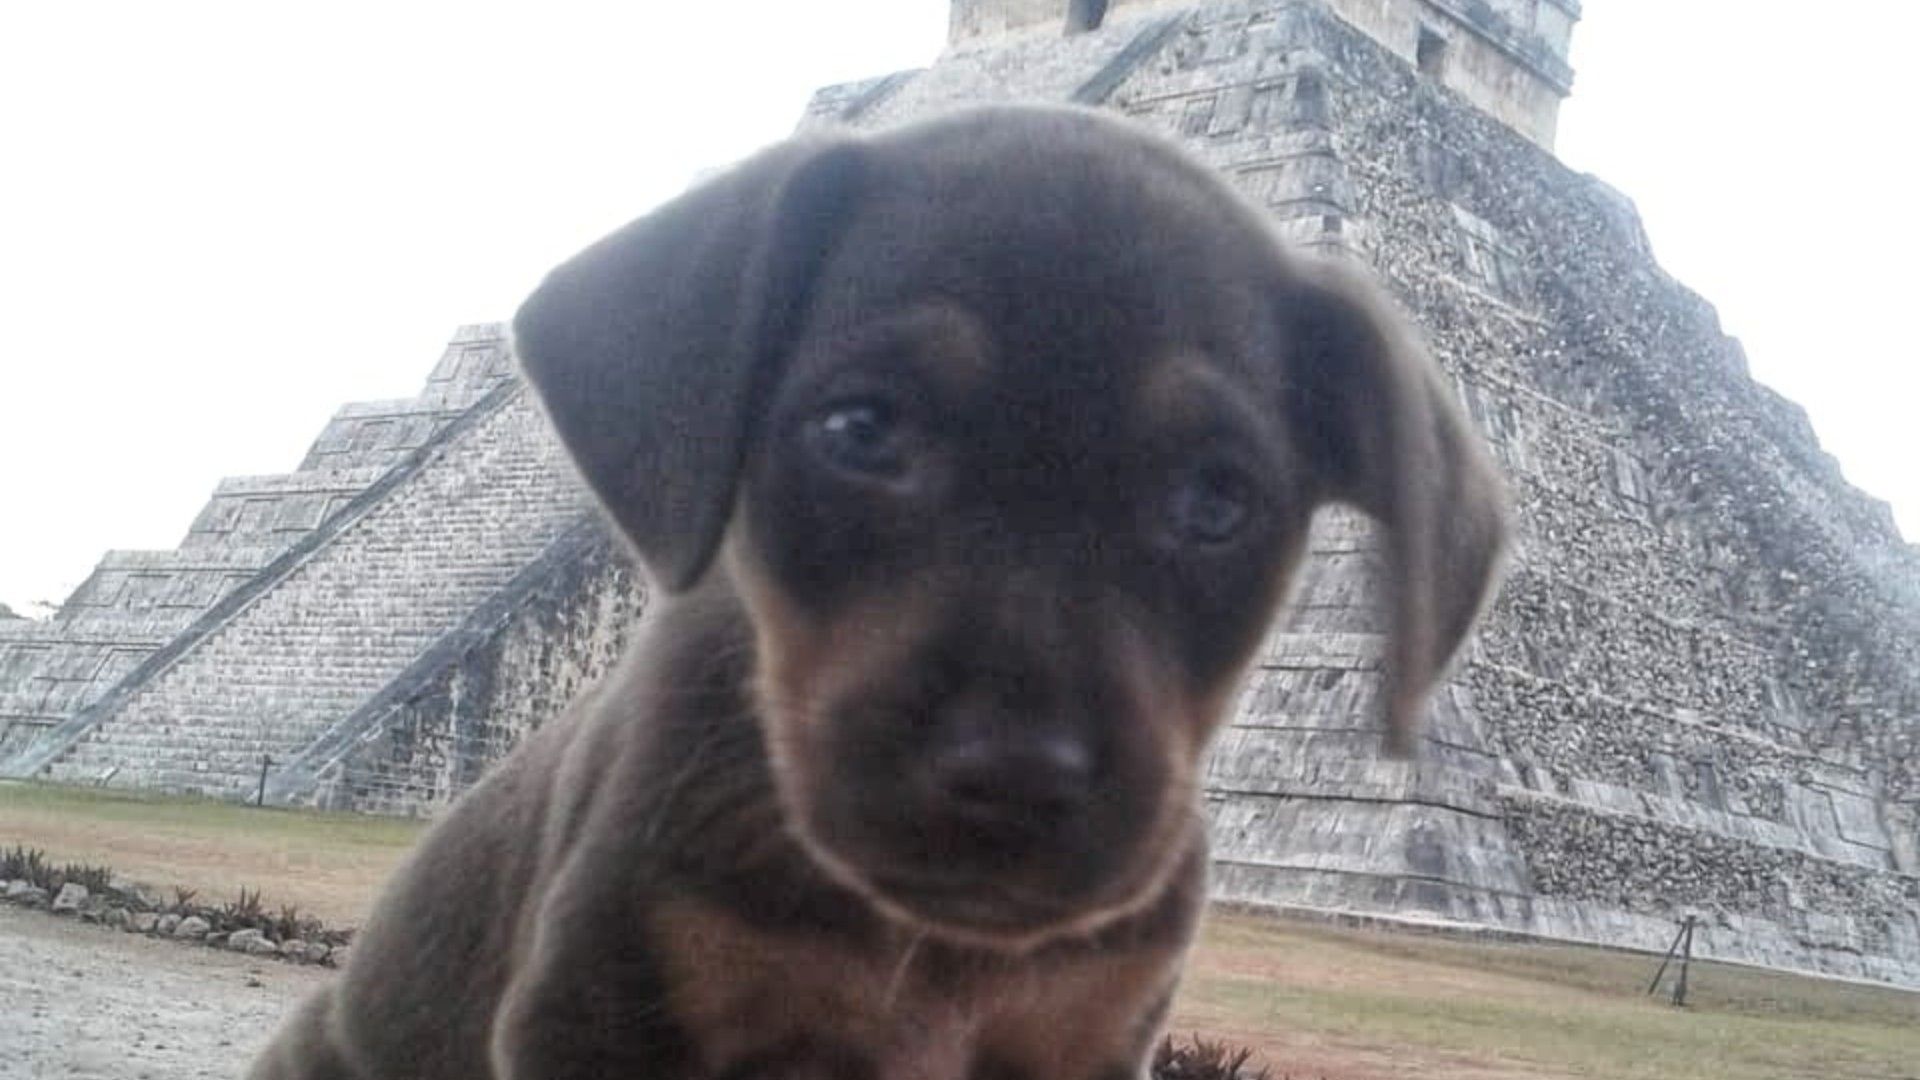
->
[948,0,1580,147]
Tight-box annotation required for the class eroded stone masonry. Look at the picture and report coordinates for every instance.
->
[4,0,1916,987]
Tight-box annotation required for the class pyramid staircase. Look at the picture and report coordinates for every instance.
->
[2,328,595,800]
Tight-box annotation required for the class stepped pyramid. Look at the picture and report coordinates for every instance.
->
[5,0,1918,987]
[0,328,515,759]
[0,328,637,808]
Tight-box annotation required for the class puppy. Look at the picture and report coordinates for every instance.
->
[250,104,1506,1080]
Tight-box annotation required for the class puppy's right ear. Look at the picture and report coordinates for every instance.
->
[513,138,866,591]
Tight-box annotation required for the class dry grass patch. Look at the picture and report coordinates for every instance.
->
[1174,914,1920,1080]
[0,780,420,924]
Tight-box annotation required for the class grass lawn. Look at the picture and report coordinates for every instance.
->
[4,780,1917,1079]
[0,780,423,925]
[1179,916,1920,1079]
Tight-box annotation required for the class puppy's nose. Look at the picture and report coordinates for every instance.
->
[926,732,1094,830]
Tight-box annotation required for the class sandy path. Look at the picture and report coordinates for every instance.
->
[0,906,326,1080]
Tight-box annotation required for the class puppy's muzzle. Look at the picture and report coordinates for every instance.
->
[920,725,1095,840]
[853,716,1112,936]
[791,609,1176,942]
[823,701,1129,904]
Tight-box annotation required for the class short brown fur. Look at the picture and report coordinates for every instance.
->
[251,104,1507,1080]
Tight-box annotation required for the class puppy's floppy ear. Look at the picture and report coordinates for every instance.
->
[513,137,866,591]
[1281,261,1510,757]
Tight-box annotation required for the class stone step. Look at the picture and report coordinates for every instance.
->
[42,388,589,793]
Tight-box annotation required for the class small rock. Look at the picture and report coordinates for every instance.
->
[229,928,282,956]
[173,915,211,940]
[155,913,182,936]
[129,912,159,934]
[7,882,50,907]
[279,939,311,962]
[51,882,89,914]
[103,906,131,929]
[326,946,349,969]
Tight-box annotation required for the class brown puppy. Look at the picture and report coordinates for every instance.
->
[250,104,1506,1080]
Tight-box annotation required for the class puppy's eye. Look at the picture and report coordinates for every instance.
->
[1168,464,1254,545]
[808,399,909,479]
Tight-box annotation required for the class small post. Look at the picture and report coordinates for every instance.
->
[1646,915,1689,996]
[1671,914,1697,1007]
[255,754,272,807]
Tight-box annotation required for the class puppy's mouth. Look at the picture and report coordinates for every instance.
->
[770,730,1185,949]
[802,833,1149,951]
[861,868,1079,937]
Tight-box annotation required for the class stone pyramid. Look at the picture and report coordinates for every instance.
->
[3,0,1915,987]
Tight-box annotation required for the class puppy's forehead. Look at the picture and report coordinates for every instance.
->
[804,111,1283,382]
[784,301,997,399]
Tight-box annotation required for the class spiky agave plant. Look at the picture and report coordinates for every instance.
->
[1151,1035,1281,1080]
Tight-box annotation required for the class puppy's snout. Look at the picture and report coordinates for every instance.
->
[925,730,1095,831]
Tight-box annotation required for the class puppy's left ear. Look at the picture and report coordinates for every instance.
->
[1281,261,1510,757]
[513,137,867,591]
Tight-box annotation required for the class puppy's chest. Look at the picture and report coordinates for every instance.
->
[653,901,1171,1080]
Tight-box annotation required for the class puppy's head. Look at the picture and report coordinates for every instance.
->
[514,106,1506,948]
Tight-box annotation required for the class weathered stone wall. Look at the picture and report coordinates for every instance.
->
[949,0,1071,41]
[1505,793,1920,934]
[1277,0,1920,979]
[304,524,644,815]
[949,0,1575,146]
[1321,0,1572,145]
[179,472,388,553]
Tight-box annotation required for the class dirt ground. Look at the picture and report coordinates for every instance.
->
[3,900,1917,1080]
[0,905,326,1080]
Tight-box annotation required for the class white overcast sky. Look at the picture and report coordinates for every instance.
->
[2,2,1916,615]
